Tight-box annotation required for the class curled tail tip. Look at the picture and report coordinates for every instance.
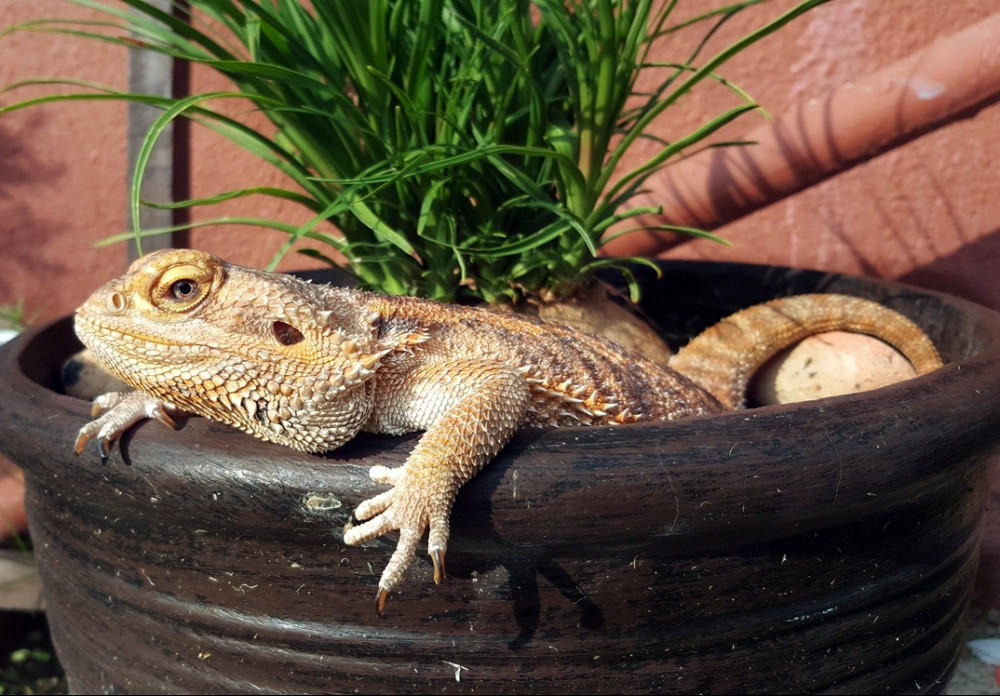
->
[671,293,943,409]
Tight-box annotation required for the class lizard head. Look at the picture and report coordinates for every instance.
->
[74,248,392,451]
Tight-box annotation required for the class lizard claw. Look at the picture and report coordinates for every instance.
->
[75,391,182,461]
[431,548,446,584]
[74,423,112,459]
[375,588,389,616]
[98,436,116,465]
[371,550,444,615]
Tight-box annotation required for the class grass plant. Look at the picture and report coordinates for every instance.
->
[1,0,825,303]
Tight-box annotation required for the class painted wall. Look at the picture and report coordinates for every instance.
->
[642,0,1000,312]
[3,0,1000,320]
[2,1,999,604]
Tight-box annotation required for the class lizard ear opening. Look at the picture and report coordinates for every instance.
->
[273,321,305,346]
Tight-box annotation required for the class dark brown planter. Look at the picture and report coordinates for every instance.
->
[1,260,998,694]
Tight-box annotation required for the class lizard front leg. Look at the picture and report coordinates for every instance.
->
[343,359,531,614]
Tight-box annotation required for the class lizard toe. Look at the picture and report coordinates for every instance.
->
[73,425,95,457]
[343,497,399,545]
[427,514,451,584]
[368,464,401,485]
[374,524,423,616]
[73,421,116,462]
[347,489,394,526]
[89,391,129,418]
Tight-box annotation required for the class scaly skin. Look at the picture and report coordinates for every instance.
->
[72,249,943,612]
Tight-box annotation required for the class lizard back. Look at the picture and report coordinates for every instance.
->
[363,291,725,428]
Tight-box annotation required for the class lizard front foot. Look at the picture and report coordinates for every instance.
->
[343,464,454,615]
[74,391,182,463]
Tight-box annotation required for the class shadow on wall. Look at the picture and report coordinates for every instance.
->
[0,117,67,310]
[899,226,1000,311]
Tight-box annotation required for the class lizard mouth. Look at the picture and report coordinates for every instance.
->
[74,311,214,355]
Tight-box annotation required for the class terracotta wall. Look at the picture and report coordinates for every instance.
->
[2,0,999,602]
[2,0,1000,320]
[626,0,1000,311]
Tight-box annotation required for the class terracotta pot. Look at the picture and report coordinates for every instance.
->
[1,260,998,694]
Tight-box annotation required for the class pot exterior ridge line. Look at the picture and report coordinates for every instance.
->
[0,260,998,694]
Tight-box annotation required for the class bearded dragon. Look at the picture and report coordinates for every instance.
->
[72,249,943,613]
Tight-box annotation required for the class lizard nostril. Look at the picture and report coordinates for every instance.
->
[107,292,127,312]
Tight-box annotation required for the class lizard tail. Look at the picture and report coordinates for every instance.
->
[668,294,943,410]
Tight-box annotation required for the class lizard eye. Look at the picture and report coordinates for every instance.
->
[151,261,217,312]
[170,279,199,301]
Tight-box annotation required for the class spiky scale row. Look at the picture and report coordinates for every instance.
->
[73,249,943,612]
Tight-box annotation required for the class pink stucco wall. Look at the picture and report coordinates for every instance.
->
[647,1,1000,310]
[2,0,999,606]
[1,0,128,323]
[3,0,1000,320]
